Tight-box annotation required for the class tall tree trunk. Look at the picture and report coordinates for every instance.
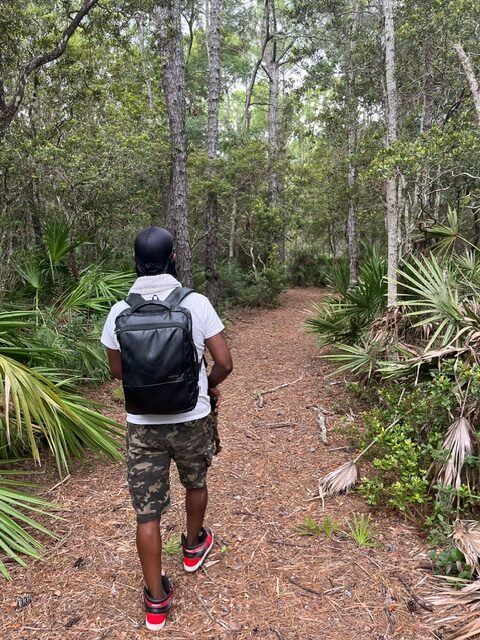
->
[242,0,270,135]
[155,0,193,287]
[453,42,480,127]
[0,0,99,141]
[204,0,221,307]
[346,3,360,286]
[382,0,399,307]
[136,16,155,113]
[265,0,284,262]
[228,193,237,263]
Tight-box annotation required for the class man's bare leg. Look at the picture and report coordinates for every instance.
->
[136,519,166,600]
[185,487,208,546]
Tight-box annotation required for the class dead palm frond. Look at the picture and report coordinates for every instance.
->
[437,417,473,488]
[318,418,400,496]
[427,576,480,610]
[452,521,480,574]
[446,618,480,640]
[319,461,359,496]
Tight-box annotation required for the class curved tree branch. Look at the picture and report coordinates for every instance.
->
[0,0,99,140]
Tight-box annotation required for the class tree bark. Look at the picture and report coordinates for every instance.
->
[204,0,221,307]
[155,0,193,287]
[346,3,360,286]
[453,42,480,127]
[0,0,99,141]
[265,0,285,262]
[382,0,399,307]
[136,16,155,113]
[228,193,237,263]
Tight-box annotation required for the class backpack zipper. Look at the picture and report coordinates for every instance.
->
[116,322,190,335]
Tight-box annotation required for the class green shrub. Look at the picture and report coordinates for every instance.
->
[218,255,287,309]
[288,249,333,287]
[356,367,480,537]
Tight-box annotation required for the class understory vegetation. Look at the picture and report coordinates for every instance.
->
[308,214,480,584]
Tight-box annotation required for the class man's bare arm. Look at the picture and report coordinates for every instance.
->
[205,332,233,397]
[107,348,122,379]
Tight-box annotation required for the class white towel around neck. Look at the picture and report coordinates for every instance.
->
[128,274,181,296]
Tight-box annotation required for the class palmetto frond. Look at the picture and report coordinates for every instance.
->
[59,265,133,313]
[436,418,473,489]
[452,521,480,574]
[42,218,85,276]
[399,254,463,348]
[321,339,388,378]
[0,354,122,475]
[428,576,480,610]
[0,468,59,579]
[319,461,360,496]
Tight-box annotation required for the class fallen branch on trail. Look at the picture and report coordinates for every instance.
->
[256,373,305,408]
[395,573,433,612]
[287,576,323,597]
[252,420,297,429]
[316,408,327,444]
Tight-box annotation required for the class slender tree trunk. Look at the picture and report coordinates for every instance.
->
[453,42,480,127]
[228,193,237,263]
[346,3,360,285]
[0,0,99,141]
[155,0,193,287]
[204,0,221,307]
[265,0,285,262]
[242,0,270,134]
[382,0,399,307]
[136,16,155,113]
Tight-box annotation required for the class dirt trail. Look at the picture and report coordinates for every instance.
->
[0,288,435,640]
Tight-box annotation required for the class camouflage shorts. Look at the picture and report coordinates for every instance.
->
[126,414,215,523]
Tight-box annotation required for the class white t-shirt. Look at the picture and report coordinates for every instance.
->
[100,281,224,425]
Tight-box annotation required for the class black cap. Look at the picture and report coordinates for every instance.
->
[134,227,176,276]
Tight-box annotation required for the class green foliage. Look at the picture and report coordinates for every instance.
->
[430,546,474,581]
[344,513,376,548]
[288,248,336,287]
[0,469,59,579]
[322,514,340,538]
[305,248,387,346]
[354,368,480,533]
[295,515,322,536]
[219,254,287,310]
[163,536,182,555]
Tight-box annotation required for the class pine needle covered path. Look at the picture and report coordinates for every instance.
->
[1,289,436,640]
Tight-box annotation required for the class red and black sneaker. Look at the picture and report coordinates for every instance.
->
[143,575,174,631]
[181,527,214,573]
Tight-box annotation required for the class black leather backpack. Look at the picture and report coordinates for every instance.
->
[115,288,200,415]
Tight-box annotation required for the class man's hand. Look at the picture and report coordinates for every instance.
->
[208,386,221,413]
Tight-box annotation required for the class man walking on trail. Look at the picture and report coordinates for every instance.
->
[100,227,233,630]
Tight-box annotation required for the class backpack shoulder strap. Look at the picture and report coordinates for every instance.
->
[124,293,172,311]
[165,287,194,307]
[125,293,145,307]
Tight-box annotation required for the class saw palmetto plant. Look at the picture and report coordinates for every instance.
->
[0,229,129,577]
[0,468,59,579]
